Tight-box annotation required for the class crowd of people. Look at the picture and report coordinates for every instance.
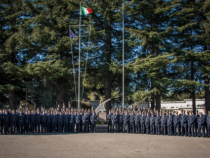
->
[0,106,98,134]
[107,107,210,138]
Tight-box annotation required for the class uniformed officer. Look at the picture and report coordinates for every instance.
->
[188,111,195,137]
[30,110,36,133]
[4,110,9,134]
[141,112,146,134]
[76,111,81,133]
[64,111,69,132]
[112,111,118,133]
[18,111,24,134]
[0,110,3,134]
[118,111,124,133]
[41,111,47,133]
[130,111,135,133]
[181,110,188,136]
[150,113,155,134]
[51,112,56,133]
[35,110,41,133]
[195,110,199,136]
[57,111,63,133]
[173,112,181,136]
[135,111,140,134]
[197,112,205,137]
[167,113,173,135]
[47,111,51,133]
[161,113,167,135]
[90,111,98,133]
[207,111,210,138]
[10,110,17,134]
[145,112,150,134]
[155,112,161,135]
[82,112,87,133]
[123,111,130,133]
[24,111,30,134]
[107,110,112,133]
[70,111,75,133]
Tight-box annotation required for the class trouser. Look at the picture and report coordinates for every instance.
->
[41,122,47,133]
[80,121,83,132]
[11,122,16,134]
[0,122,2,134]
[47,122,51,132]
[18,123,24,133]
[118,122,123,133]
[141,123,145,134]
[112,123,118,133]
[4,122,9,134]
[70,123,75,133]
[198,125,205,137]
[76,123,80,133]
[168,125,173,135]
[86,122,89,132]
[146,124,150,134]
[58,122,63,132]
[181,123,188,136]
[52,122,56,132]
[91,123,96,133]
[25,122,29,133]
[83,123,87,133]
[207,124,210,137]
[36,121,40,133]
[188,125,195,136]
[64,122,68,132]
[130,122,135,133]
[150,124,155,134]
[174,124,181,135]
[135,123,140,133]
[30,122,35,133]
[162,125,167,135]
[123,122,130,133]
[108,122,112,133]
[155,124,161,135]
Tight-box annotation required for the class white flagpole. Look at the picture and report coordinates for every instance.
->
[78,2,81,109]
[122,2,125,109]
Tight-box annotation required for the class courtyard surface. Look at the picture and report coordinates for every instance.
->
[0,133,210,158]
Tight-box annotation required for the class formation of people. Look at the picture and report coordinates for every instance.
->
[0,106,98,134]
[107,108,210,138]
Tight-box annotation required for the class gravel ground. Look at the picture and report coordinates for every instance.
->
[0,133,210,158]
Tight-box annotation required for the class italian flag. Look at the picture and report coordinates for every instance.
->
[81,6,92,15]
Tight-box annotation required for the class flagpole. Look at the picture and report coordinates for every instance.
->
[122,2,125,109]
[78,2,81,109]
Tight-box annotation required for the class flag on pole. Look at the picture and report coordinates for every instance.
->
[69,29,76,39]
[81,6,92,15]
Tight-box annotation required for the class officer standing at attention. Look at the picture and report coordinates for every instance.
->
[57,111,63,133]
[47,111,51,133]
[173,112,181,136]
[118,111,124,133]
[51,111,56,133]
[161,113,167,135]
[135,111,140,134]
[141,112,146,134]
[167,113,173,135]
[150,112,155,134]
[41,111,47,133]
[82,112,87,133]
[181,110,188,136]
[123,111,130,133]
[112,111,119,133]
[18,111,24,134]
[188,111,195,137]
[145,112,150,134]
[70,111,75,133]
[197,112,205,137]
[35,110,41,133]
[90,111,98,133]
[76,111,81,133]
[107,110,112,133]
[64,111,69,133]
[195,110,199,136]
[4,110,9,134]
[24,111,30,134]
[155,112,161,135]
[130,111,135,133]
[10,110,17,134]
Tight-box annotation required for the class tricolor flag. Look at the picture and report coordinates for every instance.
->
[69,29,76,39]
[81,6,92,15]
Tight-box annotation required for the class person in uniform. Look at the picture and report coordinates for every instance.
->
[41,111,47,133]
[130,111,135,133]
[141,112,146,134]
[135,111,140,134]
[64,111,69,133]
[4,110,9,134]
[10,110,17,134]
[112,111,118,133]
[181,110,188,136]
[70,111,75,133]
[195,110,199,136]
[207,111,210,138]
[173,112,181,136]
[35,110,41,133]
[161,113,167,135]
[24,111,30,134]
[76,111,81,133]
[107,110,112,133]
[57,111,63,133]
[145,112,150,134]
[118,111,124,133]
[30,110,36,133]
[188,111,195,137]
[197,112,205,137]
[167,113,173,135]
[82,112,87,133]
[155,112,161,135]
[123,111,130,133]
[0,110,3,134]
[150,112,155,134]
[18,111,24,134]
[47,111,51,133]
[90,111,98,133]
[51,111,56,133]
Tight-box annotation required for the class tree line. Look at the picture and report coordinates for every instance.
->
[0,0,210,113]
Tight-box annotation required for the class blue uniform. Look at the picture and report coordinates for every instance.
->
[150,116,155,134]
[63,114,69,132]
[194,114,199,136]
[24,114,30,133]
[4,113,9,134]
[10,114,17,134]
[90,114,98,133]
[197,115,205,137]
[167,116,173,135]
[207,115,210,137]
[35,113,41,133]
[141,115,146,134]
[30,114,36,133]
[161,116,167,135]
[123,114,130,133]
[118,114,124,133]
[145,115,150,134]
[51,114,56,132]
[135,114,140,134]
[82,115,87,132]
[130,114,135,133]
[112,114,118,133]
[107,113,112,133]
[181,114,188,136]
[18,114,24,133]
[41,114,47,133]
[173,115,181,135]
[57,114,63,132]
[155,115,161,135]
[47,114,51,132]
[188,115,195,136]
[76,114,81,133]
[70,114,75,133]
[0,113,3,134]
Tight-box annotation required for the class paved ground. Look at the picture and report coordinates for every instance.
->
[0,133,210,158]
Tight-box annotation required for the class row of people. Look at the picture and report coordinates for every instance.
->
[0,109,98,134]
[107,110,210,137]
